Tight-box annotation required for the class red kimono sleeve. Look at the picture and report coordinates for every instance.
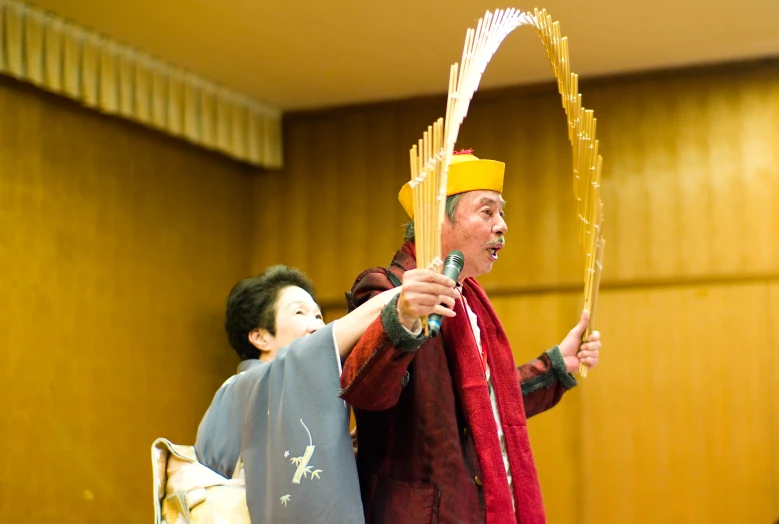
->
[518,347,578,418]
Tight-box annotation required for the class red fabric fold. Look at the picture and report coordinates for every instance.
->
[445,280,546,524]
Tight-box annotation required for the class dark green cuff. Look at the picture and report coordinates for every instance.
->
[380,294,428,352]
[546,346,578,390]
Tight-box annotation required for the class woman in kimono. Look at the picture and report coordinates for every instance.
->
[195,264,456,523]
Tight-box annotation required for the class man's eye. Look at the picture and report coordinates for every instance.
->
[316,314,324,321]
[482,208,493,216]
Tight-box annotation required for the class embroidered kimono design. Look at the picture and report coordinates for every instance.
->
[280,418,325,507]
[289,419,323,484]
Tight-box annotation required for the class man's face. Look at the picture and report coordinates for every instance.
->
[441,190,507,281]
[266,286,325,354]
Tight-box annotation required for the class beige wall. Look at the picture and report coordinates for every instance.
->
[252,60,779,523]
[0,77,254,523]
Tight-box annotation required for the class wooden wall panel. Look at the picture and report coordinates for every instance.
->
[0,78,253,523]
[491,281,778,524]
[251,100,445,302]
[770,283,779,520]
[579,283,775,524]
[587,69,779,282]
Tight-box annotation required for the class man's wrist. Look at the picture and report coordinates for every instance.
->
[382,295,428,352]
[402,319,423,336]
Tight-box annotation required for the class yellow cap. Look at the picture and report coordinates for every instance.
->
[398,151,505,219]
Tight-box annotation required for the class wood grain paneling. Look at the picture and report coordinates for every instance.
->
[579,283,775,523]
[491,282,777,524]
[0,78,253,523]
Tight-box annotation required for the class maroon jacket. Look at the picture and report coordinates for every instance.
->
[340,243,577,523]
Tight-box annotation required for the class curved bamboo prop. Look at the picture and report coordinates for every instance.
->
[409,8,605,376]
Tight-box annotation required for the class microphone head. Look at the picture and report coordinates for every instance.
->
[444,250,465,271]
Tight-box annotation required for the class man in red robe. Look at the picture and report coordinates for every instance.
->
[340,151,602,523]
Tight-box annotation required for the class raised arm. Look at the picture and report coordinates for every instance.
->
[332,287,401,361]
[340,269,458,410]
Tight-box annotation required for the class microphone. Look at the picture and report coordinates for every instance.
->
[428,250,464,337]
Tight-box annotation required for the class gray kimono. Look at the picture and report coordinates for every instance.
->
[195,324,363,523]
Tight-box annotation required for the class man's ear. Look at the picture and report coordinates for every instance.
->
[248,328,273,355]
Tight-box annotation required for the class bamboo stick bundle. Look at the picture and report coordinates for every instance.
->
[530,9,606,375]
[406,8,606,373]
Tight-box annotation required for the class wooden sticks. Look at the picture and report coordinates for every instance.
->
[409,118,445,333]
[407,9,606,376]
[530,9,605,377]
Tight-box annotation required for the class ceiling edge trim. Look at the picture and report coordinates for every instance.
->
[0,0,283,168]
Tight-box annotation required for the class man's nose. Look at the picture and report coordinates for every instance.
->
[493,215,508,235]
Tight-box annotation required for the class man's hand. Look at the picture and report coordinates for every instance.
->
[396,269,458,331]
[558,309,601,374]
